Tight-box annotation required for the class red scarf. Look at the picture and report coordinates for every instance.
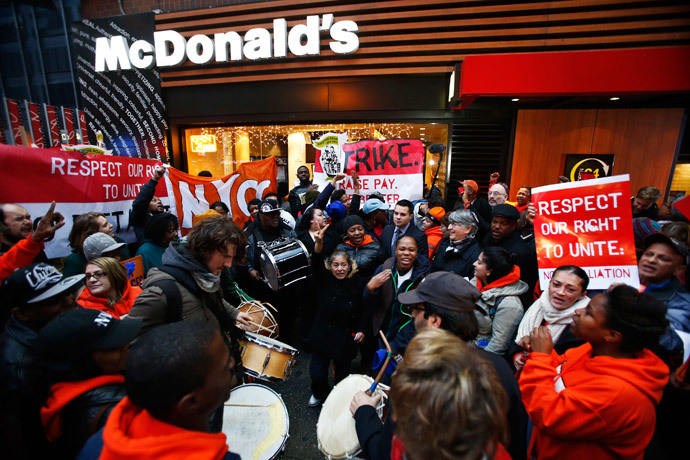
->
[476,265,521,292]
[99,397,229,460]
[41,374,125,442]
[345,234,374,248]
[515,203,529,213]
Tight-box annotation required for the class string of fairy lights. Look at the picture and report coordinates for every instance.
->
[197,123,416,152]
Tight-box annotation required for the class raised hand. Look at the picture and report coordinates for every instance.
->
[31,201,65,243]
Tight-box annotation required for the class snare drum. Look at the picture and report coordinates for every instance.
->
[259,238,311,291]
[238,300,279,338]
[241,332,298,382]
[317,374,386,459]
[223,384,289,460]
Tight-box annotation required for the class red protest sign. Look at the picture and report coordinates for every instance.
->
[313,135,424,205]
[532,175,639,290]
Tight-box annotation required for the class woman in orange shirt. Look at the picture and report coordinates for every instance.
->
[78,257,142,318]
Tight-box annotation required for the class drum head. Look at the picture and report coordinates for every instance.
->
[317,374,376,459]
[223,384,289,460]
[245,332,298,354]
[260,249,281,291]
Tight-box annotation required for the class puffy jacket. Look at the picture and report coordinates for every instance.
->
[336,237,381,279]
[520,343,668,459]
[78,282,142,319]
[471,268,528,355]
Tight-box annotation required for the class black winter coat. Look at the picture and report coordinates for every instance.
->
[430,238,481,278]
[335,240,382,280]
[307,252,366,361]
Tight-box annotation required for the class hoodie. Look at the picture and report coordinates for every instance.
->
[519,343,669,460]
[83,397,239,460]
[424,226,444,260]
[78,282,142,319]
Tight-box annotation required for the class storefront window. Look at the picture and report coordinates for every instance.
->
[184,122,448,196]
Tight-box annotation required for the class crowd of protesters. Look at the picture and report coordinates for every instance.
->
[0,161,689,460]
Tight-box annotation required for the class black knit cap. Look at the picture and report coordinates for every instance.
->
[341,215,365,231]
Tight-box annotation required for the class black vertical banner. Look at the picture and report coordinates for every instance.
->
[71,13,168,161]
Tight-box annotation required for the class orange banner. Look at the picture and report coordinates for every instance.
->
[532,174,638,290]
[164,158,277,235]
[121,255,144,287]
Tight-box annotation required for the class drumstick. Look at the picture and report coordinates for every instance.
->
[241,319,274,334]
[367,331,392,396]
[224,402,271,407]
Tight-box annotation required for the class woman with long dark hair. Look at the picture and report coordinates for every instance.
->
[64,213,129,277]
[471,246,528,355]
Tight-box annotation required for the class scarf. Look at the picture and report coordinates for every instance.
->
[516,288,590,345]
[446,234,475,254]
[515,203,529,213]
[476,265,521,292]
[345,234,374,248]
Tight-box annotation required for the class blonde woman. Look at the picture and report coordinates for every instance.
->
[78,257,141,318]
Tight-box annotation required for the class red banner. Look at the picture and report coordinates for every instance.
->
[6,98,23,145]
[78,110,90,144]
[62,107,75,144]
[165,158,277,235]
[532,175,638,290]
[26,102,44,148]
[313,136,424,204]
[44,104,61,147]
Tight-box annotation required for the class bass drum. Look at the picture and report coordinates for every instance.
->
[259,238,311,291]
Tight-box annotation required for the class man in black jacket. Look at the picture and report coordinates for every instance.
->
[0,263,84,459]
[288,166,317,217]
[351,272,527,460]
[379,200,428,262]
[130,165,166,244]
[481,204,538,293]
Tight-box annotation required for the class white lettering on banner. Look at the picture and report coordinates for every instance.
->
[51,156,123,177]
[236,179,272,217]
[537,192,623,215]
[94,15,359,71]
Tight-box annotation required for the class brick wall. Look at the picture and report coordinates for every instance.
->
[82,0,269,20]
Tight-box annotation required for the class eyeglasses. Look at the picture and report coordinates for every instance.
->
[488,191,506,197]
[85,271,107,280]
[401,304,425,315]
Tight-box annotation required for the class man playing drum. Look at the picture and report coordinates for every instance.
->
[129,217,254,431]
[350,271,527,460]
[246,199,300,343]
